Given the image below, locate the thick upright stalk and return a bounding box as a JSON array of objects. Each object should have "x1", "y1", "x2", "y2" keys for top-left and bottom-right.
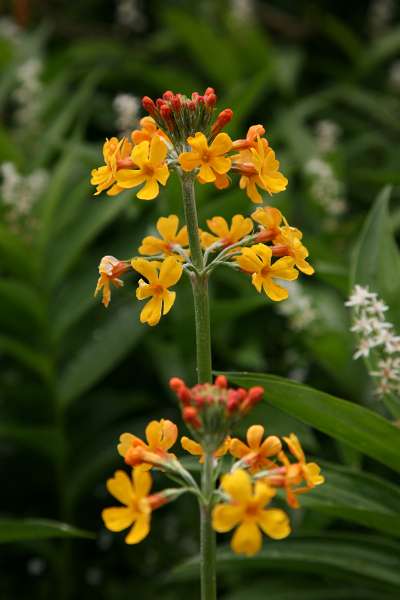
[
  {"x1": 200, "y1": 451, "x2": 217, "y2": 600},
  {"x1": 180, "y1": 173, "x2": 212, "y2": 384},
  {"x1": 180, "y1": 172, "x2": 216, "y2": 598}
]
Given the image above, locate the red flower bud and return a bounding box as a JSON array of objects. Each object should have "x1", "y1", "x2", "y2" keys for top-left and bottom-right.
[
  {"x1": 204, "y1": 92, "x2": 217, "y2": 108},
  {"x1": 215, "y1": 375, "x2": 228, "y2": 389},
  {"x1": 156, "y1": 98, "x2": 165, "y2": 109},
  {"x1": 211, "y1": 108, "x2": 233, "y2": 134},
  {"x1": 169, "y1": 377, "x2": 184, "y2": 391},
  {"x1": 247, "y1": 386, "x2": 264, "y2": 405},
  {"x1": 142, "y1": 96, "x2": 155, "y2": 115},
  {"x1": 183, "y1": 406, "x2": 201, "y2": 428},
  {"x1": 172, "y1": 94, "x2": 182, "y2": 111},
  {"x1": 204, "y1": 87, "x2": 216, "y2": 96},
  {"x1": 163, "y1": 90, "x2": 174, "y2": 101},
  {"x1": 187, "y1": 100, "x2": 196, "y2": 111}
]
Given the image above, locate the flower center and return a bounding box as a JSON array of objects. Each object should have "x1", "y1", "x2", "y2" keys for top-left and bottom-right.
[
  {"x1": 201, "y1": 150, "x2": 210, "y2": 162},
  {"x1": 245, "y1": 502, "x2": 260, "y2": 518},
  {"x1": 261, "y1": 266, "x2": 270, "y2": 277},
  {"x1": 142, "y1": 163, "x2": 155, "y2": 177},
  {"x1": 151, "y1": 284, "x2": 165, "y2": 296}
]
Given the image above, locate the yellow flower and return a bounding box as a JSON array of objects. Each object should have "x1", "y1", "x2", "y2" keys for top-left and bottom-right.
[
  {"x1": 179, "y1": 132, "x2": 232, "y2": 183},
  {"x1": 139, "y1": 215, "x2": 188, "y2": 258},
  {"x1": 118, "y1": 419, "x2": 178, "y2": 470},
  {"x1": 102, "y1": 469, "x2": 154, "y2": 544},
  {"x1": 251, "y1": 206, "x2": 283, "y2": 242},
  {"x1": 230, "y1": 425, "x2": 281, "y2": 473},
  {"x1": 274, "y1": 226, "x2": 314, "y2": 275},
  {"x1": 116, "y1": 136, "x2": 170, "y2": 200},
  {"x1": 276, "y1": 433, "x2": 325, "y2": 508},
  {"x1": 201, "y1": 215, "x2": 253, "y2": 249},
  {"x1": 212, "y1": 469, "x2": 290, "y2": 556},
  {"x1": 233, "y1": 138, "x2": 288, "y2": 204},
  {"x1": 131, "y1": 116, "x2": 170, "y2": 145},
  {"x1": 90, "y1": 137, "x2": 132, "y2": 196},
  {"x1": 131, "y1": 257, "x2": 183, "y2": 326},
  {"x1": 181, "y1": 436, "x2": 231, "y2": 463},
  {"x1": 94, "y1": 255, "x2": 129, "y2": 307},
  {"x1": 235, "y1": 243, "x2": 298, "y2": 301}
]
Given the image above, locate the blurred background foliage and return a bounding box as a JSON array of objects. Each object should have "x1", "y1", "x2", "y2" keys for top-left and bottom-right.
[{"x1": 0, "y1": 0, "x2": 400, "y2": 598}]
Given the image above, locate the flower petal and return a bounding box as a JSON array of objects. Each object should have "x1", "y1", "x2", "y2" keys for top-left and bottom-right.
[
  {"x1": 229, "y1": 438, "x2": 251, "y2": 459},
  {"x1": 181, "y1": 436, "x2": 203, "y2": 457},
  {"x1": 149, "y1": 135, "x2": 167, "y2": 164},
  {"x1": 157, "y1": 215, "x2": 179, "y2": 241},
  {"x1": 131, "y1": 258, "x2": 159, "y2": 283},
  {"x1": 212, "y1": 504, "x2": 244, "y2": 533},
  {"x1": 162, "y1": 290, "x2": 176, "y2": 315},
  {"x1": 221, "y1": 469, "x2": 252, "y2": 503},
  {"x1": 262, "y1": 277, "x2": 289, "y2": 301},
  {"x1": 125, "y1": 513, "x2": 151, "y2": 544},
  {"x1": 145, "y1": 421, "x2": 162, "y2": 448},
  {"x1": 179, "y1": 152, "x2": 201, "y2": 171},
  {"x1": 257, "y1": 509, "x2": 291, "y2": 539},
  {"x1": 137, "y1": 178, "x2": 159, "y2": 200},
  {"x1": 246, "y1": 425, "x2": 264, "y2": 450},
  {"x1": 207, "y1": 217, "x2": 229, "y2": 239},
  {"x1": 140, "y1": 296, "x2": 163, "y2": 326},
  {"x1": 210, "y1": 132, "x2": 233, "y2": 155},
  {"x1": 159, "y1": 256, "x2": 183, "y2": 287},
  {"x1": 102, "y1": 506, "x2": 135, "y2": 532},
  {"x1": 160, "y1": 419, "x2": 178, "y2": 449},
  {"x1": 231, "y1": 521, "x2": 262, "y2": 556},
  {"x1": 106, "y1": 470, "x2": 133, "y2": 505},
  {"x1": 133, "y1": 468, "x2": 152, "y2": 498},
  {"x1": 260, "y1": 435, "x2": 282, "y2": 457},
  {"x1": 115, "y1": 169, "x2": 145, "y2": 189}
]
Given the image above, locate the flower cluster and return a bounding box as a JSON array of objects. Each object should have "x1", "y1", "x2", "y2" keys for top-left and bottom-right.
[
  {"x1": 346, "y1": 285, "x2": 400, "y2": 398},
  {"x1": 94, "y1": 206, "x2": 314, "y2": 324},
  {"x1": 103, "y1": 391, "x2": 324, "y2": 556},
  {"x1": 91, "y1": 88, "x2": 287, "y2": 204},
  {"x1": 169, "y1": 375, "x2": 264, "y2": 446}
]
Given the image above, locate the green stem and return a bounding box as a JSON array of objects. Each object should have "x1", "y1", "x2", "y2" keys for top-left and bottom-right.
[
  {"x1": 180, "y1": 172, "x2": 216, "y2": 598},
  {"x1": 180, "y1": 173, "x2": 212, "y2": 384},
  {"x1": 200, "y1": 451, "x2": 217, "y2": 600}
]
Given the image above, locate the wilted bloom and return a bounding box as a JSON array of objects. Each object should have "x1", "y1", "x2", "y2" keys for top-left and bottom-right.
[
  {"x1": 181, "y1": 436, "x2": 231, "y2": 463},
  {"x1": 94, "y1": 256, "x2": 129, "y2": 307},
  {"x1": 179, "y1": 132, "x2": 232, "y2": 183},
  {"x1": 91, "y1": 137, "x2": 132, "y2": 196},
  {"x1": 233, "y1": 138, "x2": 288, "y2": 204},
  {"x1": 132, "y1": 257, "x2": 183, "y2": 326},
  {"x1": 201, "y1": 215, "x2": 253, "y2": 248},
  {"x1": 230, "y1": 425, "x2": 281, "y2": 473},
  {"x1": 102, "y1": 469, "x2": 165, "y2": 544},
  {"x1": 118, "y1": 419, "x2": 178, "y2": 470},
  {"x1": 236, "y1": 244, "x2": 298, "y2": 301},
  {"x1": 139, "y1": 215, "x2": 189, "y2": 257},
  {"x1": 116, "y1": 136, "x2": 169, "y2": 200},
  {"x1": 212, "y1": 469, "x2": 290, "y2": 556}
]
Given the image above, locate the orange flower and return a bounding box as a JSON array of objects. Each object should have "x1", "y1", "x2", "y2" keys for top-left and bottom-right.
[
  {"x1": 118, "y1": 419, "x2": 178, "y2": 470},
  {"x1": 116, "y1": 136, "x2": 170, "y2": 200},
  {"x1": 277, "y1": 434, "x2": 325, "y2": 508},
  {"x1": 90, "y1": 137, "x2": 132, "y2": 196},
  {"x1": 233, "y1": 138, "x2": 287, "y2": 204},
  {"x1": 235, "y1": 244, "x2": 298, "y2": 301},
  {"x1": 139, "y1": 215, "x2": 188, "y2": 258},
  {"x1": 274, "y1": 226, "x2": 314, "y2": 275},
  {"x1": 230, "y1": 425, "x2": 281, "y2": 473},
  {"x1": 131, "y1": 116, "x2": 170, "y2": 145},
  {"x1": 179, "y1": 132, "x2": 232, "y2": 183},
  {"x1": 181, "y1": 436, "x2": 231, "y2": 463},
  {"x1": 94, "y1": 255, "x2": 129, "y2": 307},
  {"x1": 232, "y1": 124, "x2": 266, "y2": 151},
  {"x1": 251, "y1": 207, "x2": 283, "y2": 242},
  {"x1": 201, "y1": 215, "x2": 253, "y2": 249}
]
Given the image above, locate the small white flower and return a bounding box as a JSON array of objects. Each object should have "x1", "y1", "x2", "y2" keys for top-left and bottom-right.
[
  {"x1": 345, "y1": 285, "x2": 376, "y2": 308},
  {"x1": 354, "y1": 338, "x2": 373, "y2": 359},
  {"x1": 113, "y1": 93, "x2": 140, "y2": 136}
]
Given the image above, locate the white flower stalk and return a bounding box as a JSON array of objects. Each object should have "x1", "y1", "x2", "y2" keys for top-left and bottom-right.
[
  {"x1": 13, "y1": 57, "x2": 43, "y2": 130},
  {"x1": 315, "y1": 120, "x2": 341, "y2": 154},
  {"x1": 1, "y1": 162, "x2": 48, "y2": 234},
  {"x1": 305, "y1": 157, "x2": 347, "y2": 220},
  {"x1": 277, "y1": 281, "x2": 317, "y2": 332},
  {"x1": 115, "y1": 0, "x2": 147, "y2": 31},
  {"x1": 230, "y1": 0, "x2": 256, "y2": 23},
  {"x1": 346, "y1": 285, "x2": 400, "y2": 398},
  {"x1": 113, "y1": 93, "x2": 140, "y2": 137},
  {"x1": 368, "y1": 0, "x2": 394, "y2": 37},
  {"x1": 389, "y1": 60, "x2": 400, "y2": 93},
  {"x1": 0, "y1": 17, "x2": 21, "y2": 44}
]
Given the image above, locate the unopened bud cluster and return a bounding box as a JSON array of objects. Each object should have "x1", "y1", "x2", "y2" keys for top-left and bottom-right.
[
  {"x1": 169, "y1": 375, "x2": 263, "y2": 449},
  {"x1": 142, "y1": 88, "x2": 232, "y2": 152}
]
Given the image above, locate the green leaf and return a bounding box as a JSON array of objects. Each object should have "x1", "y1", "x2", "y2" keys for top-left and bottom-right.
[
  {"x1": 221, "y1": 372, "x2": 400, "y2": 472},
  {"x1": 171, "y1": 535, "x2": 400, "y2": 590},
  {"x1": 0, "y1": 334, "x2": 52, "y2": 382},
  {"x1": 227, "y1": 581, "x2": 392, "y2": 600},
  {"x1": 351, "y1": 186, "x2": 400, "y2": 329},
  {"x1": 301, "y1": 462, "x2": 400, "y2": 536},
  {"x1": 0, "y1": 279, "x2": 46, "y2": 330},
  {"x1": 58, "y1": 303, "x2": 144, "y2": 408},
  {"x1": 0, "y1": 519, "x2": 95, "y2": 543}
]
